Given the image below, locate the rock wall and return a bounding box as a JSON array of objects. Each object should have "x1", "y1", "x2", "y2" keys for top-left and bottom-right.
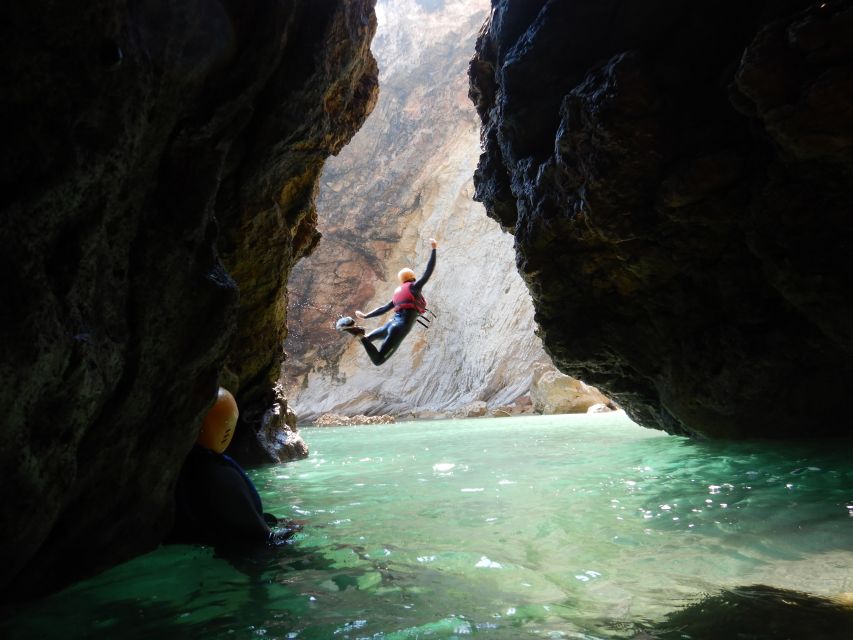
[
  {"x1": 470, "y1": 0, "x2": 853, "y2": 438},
  {"x1": 284, "y1": 0, "x2": 559, "y2": 421},
  {"x1": 529, "y1": 364, "x2": 615, "y2": 415},
  {"x1": 0, "y1": 0, "x2": 376, "y2": 601}
]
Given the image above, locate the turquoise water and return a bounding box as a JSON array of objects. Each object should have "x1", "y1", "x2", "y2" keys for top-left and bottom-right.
[{"x1": 4, "y1": 413, "x2": 853, "y2": 639}]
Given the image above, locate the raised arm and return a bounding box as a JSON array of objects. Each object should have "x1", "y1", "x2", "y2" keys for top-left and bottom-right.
[{"x1": 412, "y1": 239, "x2": 437, "y2": 293}]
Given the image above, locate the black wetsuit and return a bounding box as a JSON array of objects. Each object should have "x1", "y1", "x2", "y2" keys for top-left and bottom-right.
[
  {"x1": 360, "y1": 248, "x2": 436, "y2": 366},
  {"x1": 169, "y1": 445, "x2": 273, "y2": 548}
]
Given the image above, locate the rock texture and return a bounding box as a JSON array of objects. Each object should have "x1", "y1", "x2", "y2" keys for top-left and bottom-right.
[
  {"x1": 529, "y1": 365, "x2": 615, "y2": 415},
  {"x1": 284, "y1": 0, "x2": 561, "y2": 421},
  {"x1": 284, "y1": 0, "x2": 613, "y2": 423},
  {"x1": 0, "y1": 0, "x2": 376, "y2": 601},
  {"x1": 470, "y1": 0, "x2": 853, "y2": 438},
  {"x1": 314, "y1": 413, "x2": 395, "y2": 426}
]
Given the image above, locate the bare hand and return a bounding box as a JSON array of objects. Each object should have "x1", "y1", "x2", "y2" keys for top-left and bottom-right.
[
  {"x1": 355, "y1": 310, "x2": 366, "y2": 319},
  {"x1": 429, "y1": 238, "x2": 437, "y2": 249}
]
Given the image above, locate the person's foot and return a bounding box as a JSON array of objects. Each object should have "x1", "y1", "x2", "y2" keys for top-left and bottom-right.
[
  {"x1": 336, "y1": 316, "x2": 355, "y2": 329},
  {"x1": 336, "y1": 316, "x2": 365, "y2": 336}
]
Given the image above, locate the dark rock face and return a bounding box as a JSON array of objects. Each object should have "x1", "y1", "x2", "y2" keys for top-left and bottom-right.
[
  {"x1": 0, "y1": 0, "x2": 376, "y2": 602},
  {"x1": 470, "y1": 0, "x2": 853, "y2": 438}
]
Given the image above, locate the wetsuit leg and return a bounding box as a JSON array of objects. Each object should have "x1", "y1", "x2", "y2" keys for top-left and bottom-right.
[
  {"x1": 360, "y1": 312, "x2": 416, "y2": 366},
  {"x1": 365, "y1": 322, "x2": 391, "y2": 343}
]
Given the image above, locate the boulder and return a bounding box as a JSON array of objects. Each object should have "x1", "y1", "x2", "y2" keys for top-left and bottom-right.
[
  {"x1": 453, "y1": 401, "x2": 489, "y2": 418},
  {"x1": 530, "y1": 365, "x2": 613, "y2": 415},
  {"x1": 492, "y1": 395, "x2": 536, "y2": 417}
]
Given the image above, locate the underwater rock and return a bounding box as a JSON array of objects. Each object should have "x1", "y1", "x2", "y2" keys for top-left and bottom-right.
[
  {"x1": 0, "y1": 0, "x2": 377, "y2": 601},
  {"x1": 470, "y1": 0, "x2": 853, "y2": 438}
]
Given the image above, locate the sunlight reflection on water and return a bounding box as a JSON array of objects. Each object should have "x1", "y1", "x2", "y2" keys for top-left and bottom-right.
[{"x1": 4, "y1": 413, "x2": 852, "y2": 639}]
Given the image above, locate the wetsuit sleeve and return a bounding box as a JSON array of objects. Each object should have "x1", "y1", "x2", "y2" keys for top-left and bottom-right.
[
  {"x1": 364, "y1": 300, "x2": 394, "y2": 318},
  {"x1": 412, "y1": 248, "x2": 436, "y2": 293}
]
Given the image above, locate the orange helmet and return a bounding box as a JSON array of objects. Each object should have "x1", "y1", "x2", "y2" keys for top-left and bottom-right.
[
  {"x1": 397, "y1": 268, "x2": 416, "y2": 284},
  {"x1": 197, "y1": 387, "x2": 239, "y2": 454}
]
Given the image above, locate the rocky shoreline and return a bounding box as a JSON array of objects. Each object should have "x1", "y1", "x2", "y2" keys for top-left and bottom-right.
[{"x1": 306, "y1": 370, "x2": 617, "y2": 426}]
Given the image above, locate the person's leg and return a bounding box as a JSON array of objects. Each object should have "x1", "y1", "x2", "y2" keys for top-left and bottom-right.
[
  {"x1": 365, "y1": 323, "x2": 390, "y2": 342},
  {"x1": 360, "y1": 318, "x2": 412, "y2": 366}
]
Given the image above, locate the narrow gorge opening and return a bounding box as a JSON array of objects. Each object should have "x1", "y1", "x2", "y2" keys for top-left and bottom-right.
[{"x1": 282, "y1": 0, "x2": 610, "y2": 425}]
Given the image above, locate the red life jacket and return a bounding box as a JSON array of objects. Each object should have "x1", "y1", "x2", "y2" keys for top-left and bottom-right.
[{"x1": 392, "y1": 281, "x2": 427, "y2": 314}]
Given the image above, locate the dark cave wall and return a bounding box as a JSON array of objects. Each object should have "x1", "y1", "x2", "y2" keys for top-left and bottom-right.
[
  {"x1": 470, "y1": 0, "x2": 853, "y2": 438},
  {"x1": 0, "y1": 0, "x2": 376, "y2": 601}
]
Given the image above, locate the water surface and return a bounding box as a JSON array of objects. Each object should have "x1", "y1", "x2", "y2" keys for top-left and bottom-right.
[{"x1": 4, "y1": 413, "x2": 852, "y2": 638}]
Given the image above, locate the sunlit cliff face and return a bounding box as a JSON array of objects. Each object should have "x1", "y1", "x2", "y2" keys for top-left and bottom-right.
[
  {"x1": 283, "y1": 0, "x2": 556, "y2": 420},
  {"x1": 470, "y1": 0, "x2": 853, "y2": 438}
]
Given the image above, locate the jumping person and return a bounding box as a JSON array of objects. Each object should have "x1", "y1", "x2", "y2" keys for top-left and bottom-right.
[{"x1": 337, "y1": 238, "x2": 437, "y2": 366}]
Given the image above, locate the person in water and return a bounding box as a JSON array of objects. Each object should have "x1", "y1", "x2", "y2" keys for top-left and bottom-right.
[
  {"x1": 169, "y1": 387, "x2": 296, "y2": 548},
  {"x1": 337, "y1": 238, "x2": 437, "y2": 366}
]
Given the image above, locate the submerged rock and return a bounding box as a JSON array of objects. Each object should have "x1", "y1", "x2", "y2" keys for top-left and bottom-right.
[{"x1": 644, "y1": 584, "x2": 853, "y2": 639}]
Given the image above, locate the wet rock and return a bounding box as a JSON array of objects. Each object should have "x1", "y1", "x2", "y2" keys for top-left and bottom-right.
[
  {"x1": 0, "y1": 0, "x2": 377, "y2": 601},
  {"x1": 227, "y1": 384, "x2": 308, "y2": 464},
  {"x1": 469, "y1": 0, "x2": 853, "y2": 438}
]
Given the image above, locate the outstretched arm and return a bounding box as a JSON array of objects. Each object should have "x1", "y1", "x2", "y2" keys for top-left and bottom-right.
[
  {"x1": 412, "y1": 238, "x2": 437, "y2": 293},
  {"x1": 357, "y1": 300, "x2": 394, "y2": 319}
]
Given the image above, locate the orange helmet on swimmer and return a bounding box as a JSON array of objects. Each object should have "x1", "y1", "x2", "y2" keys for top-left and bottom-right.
[
  {"x1": 197, "y1": 387, "x2": 239, "y2": 454},
  {"x1": 397, "y1": 267, "x2": 416, "y2": 284}
]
